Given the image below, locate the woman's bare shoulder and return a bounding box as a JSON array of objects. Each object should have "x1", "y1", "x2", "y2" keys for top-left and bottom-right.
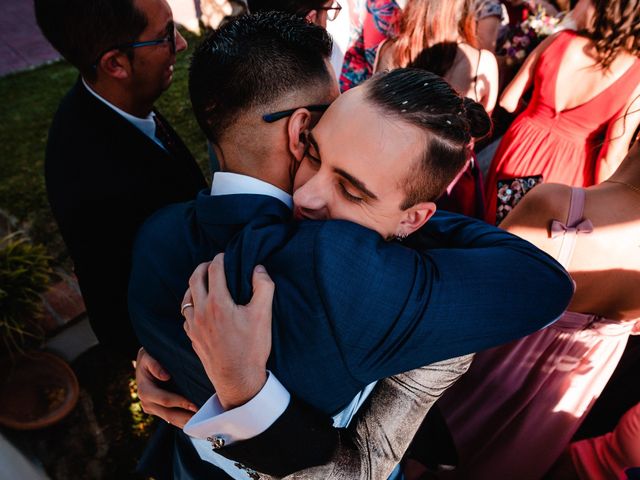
[{"x1": 375, "y1": 39, "x2": 396, "y2": 72}]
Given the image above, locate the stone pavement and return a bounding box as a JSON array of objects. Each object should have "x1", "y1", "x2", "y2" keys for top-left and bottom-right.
[
  {"x1": 0, "y1": 0, "x2": 59, "y2": 77},
  {"x1": 0, "y1": 0, "x2": 201, "y2": 77}
]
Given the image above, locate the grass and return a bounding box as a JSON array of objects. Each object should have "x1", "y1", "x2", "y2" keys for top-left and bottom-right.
[{"x1": 0, "y1": 30, "x2": 210, "y2": 264}]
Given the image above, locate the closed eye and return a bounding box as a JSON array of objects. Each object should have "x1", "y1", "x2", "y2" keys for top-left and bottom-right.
[{"x1": 338, "y1": 182, "x2": 364, "y2": 203}]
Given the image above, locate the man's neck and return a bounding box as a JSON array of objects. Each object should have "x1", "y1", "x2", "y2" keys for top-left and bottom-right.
[
  {"x1": 84, "y1": 78, "x2": 153, "y2": 118},
  {"x1": 213, "y1": 143, "x2": 294, "y2": 195}
]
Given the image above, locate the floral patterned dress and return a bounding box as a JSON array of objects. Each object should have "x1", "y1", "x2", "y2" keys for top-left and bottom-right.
[{"x1": 339, "y1": 0, "x2": 400, "y2": 91}]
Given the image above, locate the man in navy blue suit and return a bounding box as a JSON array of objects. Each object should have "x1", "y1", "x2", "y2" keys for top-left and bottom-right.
[{"x1": 129, "y1": 13, "x2": 574, "y2": 479}]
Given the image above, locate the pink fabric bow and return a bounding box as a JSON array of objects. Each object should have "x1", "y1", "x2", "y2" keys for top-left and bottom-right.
[{"x1": 550, "y1": 219, "x2": 594, "y2": 238}]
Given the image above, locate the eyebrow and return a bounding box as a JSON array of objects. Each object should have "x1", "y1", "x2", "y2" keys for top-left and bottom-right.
[{"x1": 334, "y1": 168, "x2": 378, "y2": 200}]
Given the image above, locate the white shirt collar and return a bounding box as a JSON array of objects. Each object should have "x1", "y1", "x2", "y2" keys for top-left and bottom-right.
[
  {"x1": 211, "y1": 172, "x2": 293, "y2": 210},
  {"x1": 81, "y1": 78, "x2": 158, "y2": 143}
]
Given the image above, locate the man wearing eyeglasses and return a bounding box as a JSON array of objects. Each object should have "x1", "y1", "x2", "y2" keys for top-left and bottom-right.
[
  {"x1": 35, "y1": 0, "x2": 207, "y2": 359},
  {"x1": 247, "y1": 0, "x2": 342, "y2": 27}
]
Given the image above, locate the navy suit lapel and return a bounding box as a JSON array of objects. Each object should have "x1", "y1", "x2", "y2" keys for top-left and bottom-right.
[
  {"x1": 74, "y1": 78, "x2": 206, "y2": 200},
  {"x1": 76, "y1": 78, "x2": 173, "y2": 161}
]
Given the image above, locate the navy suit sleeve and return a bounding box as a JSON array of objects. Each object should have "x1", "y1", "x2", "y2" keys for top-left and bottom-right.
[{"x1": 313, "y1": 210, "x2": 574, "y2": 384}]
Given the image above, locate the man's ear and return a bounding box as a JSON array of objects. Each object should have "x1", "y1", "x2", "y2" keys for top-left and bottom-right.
[
  {"x1": 287, "y1": 108, "x2": 313, "y2": 163},
  {"x1": 305, "y1": 10, "x2": 318, "y2": 24},
  {"x1": 397, "y1": 202, "x2": 436, "y2": 237},
  {"x1": 98, "y1": 50, "x2": 132, "y2": 80}
]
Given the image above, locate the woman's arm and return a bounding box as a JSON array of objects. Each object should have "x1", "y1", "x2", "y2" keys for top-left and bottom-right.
[
  {"x1": 595, "y1": 84, "x2": 640, "y2": 184},
  {"x1": 373, "y1": 39, "x2": 395, "y2": 74},
  {"x1": 498, "y1": 182, "x2": 572, "y2": 262},
  {"x1": 499, "y1": 32, "x2": 561, "y2": 113},
  {"x1": 479, "y1": 49, "x2": 499, "y2": 115},
  {"x1": 476, "y1": 15, "x2": 501, "y2": 53}
]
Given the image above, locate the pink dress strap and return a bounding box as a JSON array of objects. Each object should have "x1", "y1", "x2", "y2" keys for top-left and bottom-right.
[{"x1": 550, "y1": 187, "x2": 594, "y2": 268}]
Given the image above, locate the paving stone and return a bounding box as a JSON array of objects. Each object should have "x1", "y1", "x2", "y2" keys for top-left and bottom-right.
[
  {"x1": 38, "y1": 307, "x2": 60, "y2": 335},
  {"x1": 41, "y1": 278, "x2": 86, "y2": 330},
  {"x1": 0, "y1": 42, "x2": 28, "y2": 77},
  {"x1": 0, "y1": 434, "x2": 50, "y2": 480},
  {"x1": 45, "y1": 316, "x2": 98, "y2": 363}
]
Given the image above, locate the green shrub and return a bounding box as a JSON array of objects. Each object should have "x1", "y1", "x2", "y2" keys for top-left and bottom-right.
[{"x1": 0, "y1": 232, "x2": 53, "y2": 355}]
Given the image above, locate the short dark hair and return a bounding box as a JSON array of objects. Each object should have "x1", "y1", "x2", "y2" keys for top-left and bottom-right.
[
  {"x1": 189, "y1": 12, "x2": 333, "y2": 143},
  {"x1": 365, "y1": 68, "x2": 492, "y2": 209},
  {"x1": 247, "y1": 0, "x2": 327, "y2": 17},
  {"x1": 34, "y1": 0, "x2": 147, "y2": 80}
]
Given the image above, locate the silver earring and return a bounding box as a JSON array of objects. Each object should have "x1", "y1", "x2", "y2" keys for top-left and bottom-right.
[{"x1": 395, "y1": 232, "x2": 408, "y2": 241}]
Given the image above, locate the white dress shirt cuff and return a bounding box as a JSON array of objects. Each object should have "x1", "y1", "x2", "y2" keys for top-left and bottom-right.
[{"x1": 184, "y1": 371, "x2": 291, "y2": 446}]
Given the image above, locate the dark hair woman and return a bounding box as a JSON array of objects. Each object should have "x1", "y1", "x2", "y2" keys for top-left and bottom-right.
[{"x1": 484, "y1": 0, "x2": 640, "y2": 225}]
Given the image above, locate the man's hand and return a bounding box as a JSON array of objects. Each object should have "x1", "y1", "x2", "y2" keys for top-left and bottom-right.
[
  {"x1": 135, "y1": 347, "x2": 198, "y2": 428},
  {"x1": 182, "y1": 253, "x2": 274, "y2": 410}
]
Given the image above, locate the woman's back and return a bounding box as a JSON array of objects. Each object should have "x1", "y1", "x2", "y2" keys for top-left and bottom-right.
[
  {"x1": 376, "y1": 40, "x2": 498, "y2": 113},
  {"x1": 373, "y1": 0, "x2": 499, "y2": 113},
  {"x1": 502, "y1": 146, "x2": 640, "y2": 320},
  {"x1": 520, "y1": 31, "x2": 640, "y2": 131},
  {"x1": 485, "y1": 29, "x2": 640, "y2": 224},
  {"x1": 553, "y1": 35, "x2": 638, "y2": 113}
]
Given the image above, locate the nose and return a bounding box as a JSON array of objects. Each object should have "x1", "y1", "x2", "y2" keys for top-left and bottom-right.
[
  {"x1": 293, "y1": 176, "x2": 330, "y2": 220},
  {"x1": 175, "y1": 29, "x2": 188, "y2": 53}
]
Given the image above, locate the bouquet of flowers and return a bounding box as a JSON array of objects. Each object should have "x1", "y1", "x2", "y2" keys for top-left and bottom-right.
[{"x1": 498, "y1": 6, "x2": 560, "y2": 67}]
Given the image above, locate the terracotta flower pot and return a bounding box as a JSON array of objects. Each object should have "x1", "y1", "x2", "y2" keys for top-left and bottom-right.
[{"x1": 0, "y1": 351, "x2": 79, "y2": 430}]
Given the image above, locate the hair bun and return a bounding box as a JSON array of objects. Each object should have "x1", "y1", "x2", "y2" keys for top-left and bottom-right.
[{"x1": 462, "y1": 97, "x2": 492, "y2": 139}]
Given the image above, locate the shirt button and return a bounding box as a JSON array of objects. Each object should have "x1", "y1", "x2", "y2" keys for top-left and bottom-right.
[{"x1": 206, "y1": 435, "x2": 226, "y2": 450}]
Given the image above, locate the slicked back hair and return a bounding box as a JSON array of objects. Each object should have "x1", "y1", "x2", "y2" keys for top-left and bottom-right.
[
  {"x1": 34, "y1": 0, "x2": 147, "y2": 80},
  {"x1": 365, "y1": 69, "x2": 492, "y2": 209},
  {"x1": 189, "y1": 12, "x2": 333, "y2": 143}
]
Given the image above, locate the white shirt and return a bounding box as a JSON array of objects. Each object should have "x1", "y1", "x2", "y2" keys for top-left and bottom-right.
[
  {"x1": 81, "y1": 78, "x2": 166, "y2": 150},
  {"x1": 184, "y1": 171, "x2": 376, "y2": 478}
]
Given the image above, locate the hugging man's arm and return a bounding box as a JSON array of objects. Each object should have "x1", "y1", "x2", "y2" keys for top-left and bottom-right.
[
  {"x1": 141, "y1": 255, "x2": 473, "y2": 478},
  {"x1": 220, "y1": 209, "x2": 573, "y2": 409}
]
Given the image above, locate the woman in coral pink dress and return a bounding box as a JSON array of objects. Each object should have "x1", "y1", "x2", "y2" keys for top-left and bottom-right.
[
  {"x1": 547, "y1": 402, "x2": 640, "y2": 480},
  {"x1": 484, "y1": 0, "x2": 640, "y2": 225},
  {"x1": 431, "y1": 139, "x2": 640, "y2": 480}
]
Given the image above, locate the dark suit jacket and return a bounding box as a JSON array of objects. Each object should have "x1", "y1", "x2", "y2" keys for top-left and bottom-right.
[
  {"x1": 45, "y1": 78, "x2": 207, "y2": 357},
  {"x1": 129, "y1": 190, "x2": 574, "y2": 475}
]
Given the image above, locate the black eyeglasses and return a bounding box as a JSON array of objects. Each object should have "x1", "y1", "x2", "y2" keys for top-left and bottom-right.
[
  {"x1": 318, "y1": 1, "x2": 342, "y2": 21},
  {"x1": 262, "y1": 104, "x2": 330, "y2": 123},
  {"x1": 92, "y1": 23, "x2": 176, "y2": 69}
]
